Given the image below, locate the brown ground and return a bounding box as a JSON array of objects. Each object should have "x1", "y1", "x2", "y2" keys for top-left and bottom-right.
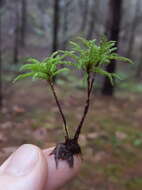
[{"x1": 0, "y1": 80, "x2": 142, "y2": 190}]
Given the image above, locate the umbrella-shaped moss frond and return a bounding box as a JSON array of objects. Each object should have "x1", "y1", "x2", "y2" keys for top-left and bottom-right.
[
  {"x1": 62, "y1": 37, "x2": 133, "y2": 84},
  {"x1": 13, "y1": 52, "x2": 70, "y2": 83}
]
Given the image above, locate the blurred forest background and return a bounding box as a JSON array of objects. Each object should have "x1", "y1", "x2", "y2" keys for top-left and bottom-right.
[{"x1": 0, "y1": 0, "x2": 142, "y2": 189}]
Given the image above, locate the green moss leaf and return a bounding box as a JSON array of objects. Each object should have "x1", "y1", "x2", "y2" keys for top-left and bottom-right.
[{"x1": 13, "y1": 72, "x2": 35, "y2": 83}]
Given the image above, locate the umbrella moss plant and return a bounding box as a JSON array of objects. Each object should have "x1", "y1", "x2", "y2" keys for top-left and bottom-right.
[{"x1": 14, "y1": 37, "x2": 133, "y2": 168}]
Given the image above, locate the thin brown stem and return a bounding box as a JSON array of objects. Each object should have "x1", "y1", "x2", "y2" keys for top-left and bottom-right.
[
  {"x1": 87, "y1": 71, "x2": 90, "y2": 97},
  {"x1": 74, "y1": 73, "x2": 94, "y2": 141},
  {"x1": 48, "y1": 80, "x2": 69, "y2": 139},
  {"x1": 89, "y1": 77, "x2": 95, "y2": 94}
]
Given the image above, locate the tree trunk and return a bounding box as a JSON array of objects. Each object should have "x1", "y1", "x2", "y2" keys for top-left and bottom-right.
[
  {"x1": 102, "y1": 0, "x2": 123, "y2": 96},
  {"x1": 20, "y1": 0, "x2": 27, "y2": 47},
  {"x1": 13, "y1": 5, "x2": 20, "y2": 64},
  {"x1": 0, "y1": 0, "x2": 3, "y2": 108},
  {"x1": 80, "y1": 0, "x2": 89, "y2": 32},
  {"x1": 136, "y1": 44, "x2": 142, "y2": 78},
  {"x1": 62, "y1": 0, "x2": 70, "y2": 50},
  {"x1": 127, "y1": 0, "x2": 141, "y2": 59},
  {"x1": 87, "y1": 0, "x2": 96, "y2": 40},
  {"x1": 52, "y1": 0, "x2": 60, "y2": 52}
]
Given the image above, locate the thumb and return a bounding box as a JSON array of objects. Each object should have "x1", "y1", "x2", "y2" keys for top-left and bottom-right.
[{"x1": 0, "y1": 144, "x2": 48, "y2": 190}]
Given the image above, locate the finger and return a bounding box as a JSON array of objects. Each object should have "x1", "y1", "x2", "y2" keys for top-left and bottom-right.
[
  {"x1": 43, "y1": 148, "x2": 82, "y2": 190},
  {"x1": 0, "y1": 144, "x2": 48, "y2": 190}
]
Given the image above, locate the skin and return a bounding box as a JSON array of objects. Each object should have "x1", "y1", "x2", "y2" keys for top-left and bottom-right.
[{"x1": 0, "y1": 144, "x2": 81, "y2": 190}]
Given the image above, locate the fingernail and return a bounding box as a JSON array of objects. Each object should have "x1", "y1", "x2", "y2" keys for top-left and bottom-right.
[{"x1": 5, "y1": 144, "x2": 39, "y2": 176}]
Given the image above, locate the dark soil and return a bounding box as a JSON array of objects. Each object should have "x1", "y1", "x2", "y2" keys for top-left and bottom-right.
[{"x1": 50, "y1": 138, "x2": 81, "y2": 168}]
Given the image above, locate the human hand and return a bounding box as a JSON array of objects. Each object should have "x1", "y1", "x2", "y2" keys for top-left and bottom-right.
[{"x1": 0, "y1": 144, "x2": 81, "y2": 190}]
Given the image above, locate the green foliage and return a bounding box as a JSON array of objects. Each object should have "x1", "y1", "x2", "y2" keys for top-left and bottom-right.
[
  {"x1": 133, "y1": 139, "x2": 142, "y2": 147},
  {"x1": 118, "y1": 81, "x2": 142, "y2": 93},
  {"x1": 62, "y1": 37, "x2": 133, "y2": 84},
  {"x1": 14, "y1": 37, "x2": 133, "y2": 85},
  {"x1": 13, "y1": 53, "x2": 70, "y2": 82}
]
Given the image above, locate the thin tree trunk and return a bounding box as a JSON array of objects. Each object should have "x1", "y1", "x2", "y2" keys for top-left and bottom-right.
[
  {"x1": 136, "y1": 45, "x2": 142, "y2": 78},
  {"x1": 52, "y1": 0, "x2": 60, "y2": 52},
  {"x1": 87, "y1": 0, "x2": 96, "y2": 40},
  {"x1": 127, "y1": 0, "x2": 141, "y2": 59},
  {"x1": 13, "y1": 5, "x2": 20, "y2": 64},
  {"x1": 62, "y1": 0, "x2": 70, "y2": 50},
  {"x1": 80, "y1": 0, "x2": 89, "y2": 32},
  {"x1": 102, "y1": 0, "x2": 123, "y2": 96},
  {"x1": 20, "y1": 0, "x2": 27, "y2": 47},
  {"x1": 0, "y1": 1, "x2": 2, "y2": 108}
]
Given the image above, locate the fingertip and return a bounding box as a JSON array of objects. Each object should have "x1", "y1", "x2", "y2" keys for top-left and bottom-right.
[
  {"x1": 43, "y1": 148, "x2": 82, "y2": 190},
  {"x1": 0, "y1": 144, "x2": 48, "y2": 190}
]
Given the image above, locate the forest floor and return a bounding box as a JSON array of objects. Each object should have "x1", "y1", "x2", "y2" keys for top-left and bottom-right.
[{"x1": 0, "y1": 80, "x2": 142, "y2": 190}]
